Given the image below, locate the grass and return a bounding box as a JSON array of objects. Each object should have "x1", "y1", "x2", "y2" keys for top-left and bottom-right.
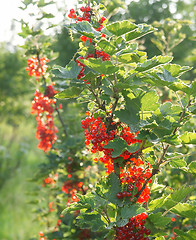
[{"x1": 0, "y1": 120, "x2": 47, "y2": 240}]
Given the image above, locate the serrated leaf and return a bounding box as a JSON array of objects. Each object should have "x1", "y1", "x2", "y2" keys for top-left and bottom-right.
[
  {"x1": 141, "y1": 91, "x2": 159, "y2": 111},
  {"x1": 151, "y1": 182, "x2": 165, "y2": 193},
  {"x1": 120, "y1": 204, "x2": 145, "y2": 220},
  {"x1": 67, "y1": 21, "x2": 101, "y2": 39},
  {"x1": 103, "y1": 138, "x2": 128, "y2": 158},
  {"x1": 190, "y1": 81, "x2": 196, "y2": 97},
  {"x1": 136, "y1": 56, "x2": 173, "y2": 72},
  {"x1": 148, "y1": 197, "x2": 165, "y2": 212},
  {"x1": 118, "y1": 53, "x2": 140, "y2": 63},
  {"x1": 174, "y1": 229, "x2": 195, "y2": 240},
  {"x1": 116, "y1": 218, "x2": 129, "y2": 227},
  {"x1": 163, "y1": 64, "x2": 192, "y2": 77},
  {"x1": 106, "y1": 20, "x2": 137, "y2": 36},
  {"x1": 97, "y1": 39, "x2": 117, "y2": 55},
  {"x1": 170, "y1": 186, "x2": 194, "y2": 202},
  {"x1": 80, "y1": 58, "x2": 119, "y2": 75},
  {"x1": 105, "y1": 173, "x2": 122, "y2": 206},
  {"x1": 127, "y1": 142, "x2": 141, "y2": 153},
  {"x1": 180, "y1": 132, "x2": 196, "y2": 144},
  {"x1": 52, "y1": 61, "x2": 82, "y2": 79},
  {"x1": 188, "y1": 161, "x2": 196, "y2": 174},
  {"x1": 76, "y1": 213, "x2": 105, "y2": 232},
  {"x1": 55, "y1": 86, "x2": 83, "y2": 99},
  {"x1": 171, "y1": 203, "x2": 196, "y2": 219},
  {"x1": 148, "y1": 213, "x2": 171, "y2": 227},
  {"x1": 170, "y1": 159, "x2": 187, "y2": 168},
  {"x1": 125, "y1": 24, "x2": 155, "y2": 41},
  {"x1": 115, "y1": 95, "x2": 141, "y2": 133}
]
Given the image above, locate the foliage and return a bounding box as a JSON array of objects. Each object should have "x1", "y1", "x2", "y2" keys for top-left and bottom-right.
[{"x1": 1, "y1": 0, "x2": 195, "y2": 240}]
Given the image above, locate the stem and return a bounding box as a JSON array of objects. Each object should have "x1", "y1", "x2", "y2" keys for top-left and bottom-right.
[
  {"x1": 135, "y1": 99, "x2": 192, "y2": 201},
  {"x1": 135, "y1": 168, "x2": 159, "y2": 200},
  {"x1": 36, "y1": 48, "x2": 68, "y2": 137},
  {"x1": 103, "y1": 208, "x2": 111, "y2": 223},
  {"x1": 89, "y1": 86, "x2": 103, "y2": 110},
  {"x1": 55, "y1": 102, "x2": 68, "y2": 137}
]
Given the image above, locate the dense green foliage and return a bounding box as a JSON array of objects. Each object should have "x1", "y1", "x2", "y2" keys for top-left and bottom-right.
[{"x1": 0, "y1": 0, "x2": 195, "y2": 239}]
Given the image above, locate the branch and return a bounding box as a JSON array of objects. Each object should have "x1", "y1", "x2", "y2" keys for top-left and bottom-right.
[{"x1": 55, "y1": 102, "x2": 68, "y2": 137}]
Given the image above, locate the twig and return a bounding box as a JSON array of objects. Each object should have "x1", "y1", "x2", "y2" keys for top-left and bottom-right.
[{"x1": 55, "y1": 102, "x2": 68, "y2": 137}]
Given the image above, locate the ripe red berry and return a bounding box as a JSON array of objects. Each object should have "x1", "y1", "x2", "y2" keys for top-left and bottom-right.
[
  {"x1": 70, "y1": 9, "x2": 75, "y2": 13},
  {"x1": 86, "y1": 6, "x2": 90, "y2": 11},
  {"x1": 122, "y1": 191, "x2": 127, "y2": 197},
  {"x1": 128, "y1": 184, "x2": 134, "y2": 191},
  {"x1": 145, "y1": 229, "x2": 151, "y2": 235},
  {"x1": 80, "y1": 6, "x2": 85, "y2": 12},
  {"x1": 116, "y1": 192, "x2": 123, "y2": 199},
  {"x1": 127, "y1": 192, "x2": 132, "y2": 197}
]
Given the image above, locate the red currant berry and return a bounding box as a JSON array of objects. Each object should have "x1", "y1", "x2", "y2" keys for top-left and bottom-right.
[{"x1": 116, "y1": 192, "x2": 123, "y2": 199}]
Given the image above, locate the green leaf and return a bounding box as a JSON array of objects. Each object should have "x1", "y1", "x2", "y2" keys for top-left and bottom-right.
[
  {"x1": 148, "y1": 213, "x2": 171, "y2": 228},
  {"x1": 169, "y1": 186, "x2": 194, "y2": 202},
  {"x1": 188, "y1": 161, "x2": 196, "y2": 174},
  {"x1": 170, "y1": 159, "x2": 187, "y2": 168},
  {"x1": 127, "y1": 142, "x2": 140, "y2": 153},
  {"x1": 155, "y1": 237, "x2": 166, "y2": 240},
  {"x1": 125, "y1": 24, "x2": 155, "y2": 41},
  {"x1": 163, "y1": 64, "x2": 192, "y2": 77},
  {"x1": 180, "y1": 132, "x2": 196, "y2": 144},
  {"x1": 105, "y1": 173, "x2": 122, "y2": 206},
  {"x1": 103, "y1": 138, "x2": 128, "y2": 158},
  {"x1": 106, "y1": 20, "x2": 137, "y2": 36},
  {"x1": 37, "y1": 12, "x2": 54, "y2": 20},
  {"x1": 67, "y1": 21, "x2": 101, "y2": 39},
  {"x1": 76, "y1": 213, "x2": 105, "y2": 232},
  {"x1": 52, "y1": 61, "x2": 82, "y2": 79},
  {"x1": 159, "y1": 102, "x2": 181, "y2": 117},
  {"x1": 141, "y1": 91, "x2": 159, "y2": 111},
  {"x1": 174, "y1": 229, "x2": 195, "y2": 240},
  {"x1": 97, "y1": 39, "x2": 117, "y2": 55},
  {"x1": 55, "y1": 86, "x2": 83, "y2": 99},
  {"x1": 136, "y1": 56, "x2": 173, "y2": 72},
  {"x1": 190, "y1": 81, "x2": 196, "y2": 97},
  {"x1": 171, "y1": 203, "x2": 196, "y2": 219},
  {"x1": 80, "y1": 58, "x2": 119, "y2": 75},
  {"x1": 148, "y1": 197, "x2": 165, "y2": 212},
  {"x1": 115, "y1": 95, "x2": 141, "y2": 132},
  {"x1": 37, "y1": 0, "x2": 54, "y2": 7},
  {"x1": 120, "y1": 204, "x2": 145, "y2": 220},
  {"x1": 118, "y1": 53, "x2": 141, "y2": 63}
]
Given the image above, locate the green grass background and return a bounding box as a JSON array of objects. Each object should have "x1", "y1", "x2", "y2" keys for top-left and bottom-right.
[{"x1": 0, "y1": 121, "x2": 46, "y2": 240}]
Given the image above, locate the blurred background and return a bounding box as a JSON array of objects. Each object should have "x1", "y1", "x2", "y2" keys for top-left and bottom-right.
[{"x1": 0, "y1": 0, "x2": 195, "y2": 239}]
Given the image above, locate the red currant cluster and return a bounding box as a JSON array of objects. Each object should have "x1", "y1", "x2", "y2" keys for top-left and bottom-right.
[
  {"x1": 45, "y1": 84, "x2": 58, "y2": 98},
  {"x1": 81, "y1": 115, "x2": 117, "y2": 172},
  {"x1": 26, "y1": 56, "x2": 49, "y2": 79},
  {"x1": 68, "y1": 6, "x2": 106, "y2": 32},
  {"x1": 118, "y1": 164, "x2": 152, "y2": 204},
  {"x1": 68, "y1": 8, "x2": 77, "y2": 19},
  {"x1": 31, "y1": 90, "x2": 58, "y2": 152},
  {"x1": 95, "y1": 50, "x2": 110, "y2": 61},
  {"x1": 68, "y1": 6, "x2": 91, "y2": 22},
  {"x1": 62, "y1": 180, "x2": 83, "y2": 205},
  {"x1": 96, "y1": 17, "x2": 106, "y2": 31},
  {"x1": 114, "y1": 213, "x2": 151, "y2": 240}
]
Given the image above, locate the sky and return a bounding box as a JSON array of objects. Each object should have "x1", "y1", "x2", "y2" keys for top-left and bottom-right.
[{"x1": 0, "y1": 0, "x2": 76, "y2": 46}]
